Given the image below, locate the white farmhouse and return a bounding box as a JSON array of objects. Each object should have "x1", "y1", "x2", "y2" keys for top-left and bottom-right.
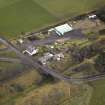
[{"x1": 23, "y1": 46, "x2": 38, "y2": 56}]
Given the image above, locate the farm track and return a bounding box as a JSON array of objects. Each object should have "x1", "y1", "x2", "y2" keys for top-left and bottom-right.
[{"x1": 23, "y1": 30, "x2": 85, "y2": 47}]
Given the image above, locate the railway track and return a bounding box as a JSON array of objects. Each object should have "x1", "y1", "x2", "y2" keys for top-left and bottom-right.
[{"x1": 0, "y1": 36, "x2": 105, "y2": 84}]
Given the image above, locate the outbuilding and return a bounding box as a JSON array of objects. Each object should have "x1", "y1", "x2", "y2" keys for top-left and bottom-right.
[
  {"x1": 38, "y1": 53, "x2": 54, "y2": 65},
  {"x1": 48, "y1": 23, "x2": 73, "y2": 36},
  {"x1": 88, "y1": 14, "x2": 97, "y2": 19}
]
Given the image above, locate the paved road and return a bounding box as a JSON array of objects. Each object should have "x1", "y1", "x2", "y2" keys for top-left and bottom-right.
[{"x1": 0, "y1": 36, "x2": 105, "y2": 84}]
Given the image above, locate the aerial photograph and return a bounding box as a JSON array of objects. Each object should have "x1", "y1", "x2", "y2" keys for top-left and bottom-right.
[{"x1": 0, "y1": 0, "x2": 105, "y2": 105}]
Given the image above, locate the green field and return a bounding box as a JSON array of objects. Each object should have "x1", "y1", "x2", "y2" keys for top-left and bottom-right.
[
  {"x1": 90, "y1": 79, "x2": 105, "y2": 105},
  {"x1": 34, "y1": 0, "x2": 105, "y2": 17},
  {"x1": 0, "y1": 0, "x2": 105, "y2": 39}
]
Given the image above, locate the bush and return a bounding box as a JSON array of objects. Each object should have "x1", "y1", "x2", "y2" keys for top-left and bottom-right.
[
  {"x1": 95, "y1": 51, "x2": 105, "y2": 72},
  {"x1": 97, "y1": 8, "x2": 105, "y2": 22},
  {"x1": 10, "y1": 84, "x2": 24, "y2": 93},
  {"x1": 99, "y1": 29, "x2": 105, "y2": 35}
]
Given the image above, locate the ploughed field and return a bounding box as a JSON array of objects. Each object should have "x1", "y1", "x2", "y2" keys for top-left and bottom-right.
[{"x1": 0, "y1": 0, "x2": 105, "y2": 38}]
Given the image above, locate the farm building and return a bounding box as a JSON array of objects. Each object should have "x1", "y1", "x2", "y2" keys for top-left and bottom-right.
[{"x1": 48, "y1": 23, "x2": 73, "y2": 36}]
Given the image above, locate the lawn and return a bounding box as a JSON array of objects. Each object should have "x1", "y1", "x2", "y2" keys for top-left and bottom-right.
[
  {"x1": 0, "y1": 0, "x2": 20, "y2": 8},
  {"x1": 0, "y1": 0, "x2": 105, "y2": 39}
]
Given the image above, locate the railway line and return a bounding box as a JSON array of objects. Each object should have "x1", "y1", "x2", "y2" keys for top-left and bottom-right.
[{"x1": 0, "y1": 36, "x2": 105, "y2": 84}]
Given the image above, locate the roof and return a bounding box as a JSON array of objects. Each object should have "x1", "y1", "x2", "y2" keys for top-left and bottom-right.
[
  {"x1": 39, "y1": 53, "x2": 54, "y2": 65},
  {"x1": 27, "y1": 46, "x2": 35, "y2": 53},
  {"x1": 18, "y1": 39, "x2": 24, "y2": 44},
  {"x1": 23, "y1": 46, "x2": 38, "y2": 56},
  {"x1": 54, "y1": 24, "x2": 73, "y2": 35},
  {"x1": 88, "y1": 14, "x2": 97, "y2": 19}
]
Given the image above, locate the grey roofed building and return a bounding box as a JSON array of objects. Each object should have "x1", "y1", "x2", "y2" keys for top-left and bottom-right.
[
  {"x1": 48, "y1": 23, "x2": 73, "y2": 36},
  {"x1": 53, "y1": 53, "x2": 64, "y2": 61},
  {"x1": 38, "y1": 53, "x2": 54, "y2": 65},
  {"x1": 38, "y1": 52, "x2": 65, "y2": 65}
]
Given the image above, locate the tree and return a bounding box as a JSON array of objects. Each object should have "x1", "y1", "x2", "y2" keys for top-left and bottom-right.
[
  {"x1": 95, "y1": 51, "x2": 105, "y2": 72},
  {"x1": 97, "y1": 8, "x2": 105, "y2": 22}
]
